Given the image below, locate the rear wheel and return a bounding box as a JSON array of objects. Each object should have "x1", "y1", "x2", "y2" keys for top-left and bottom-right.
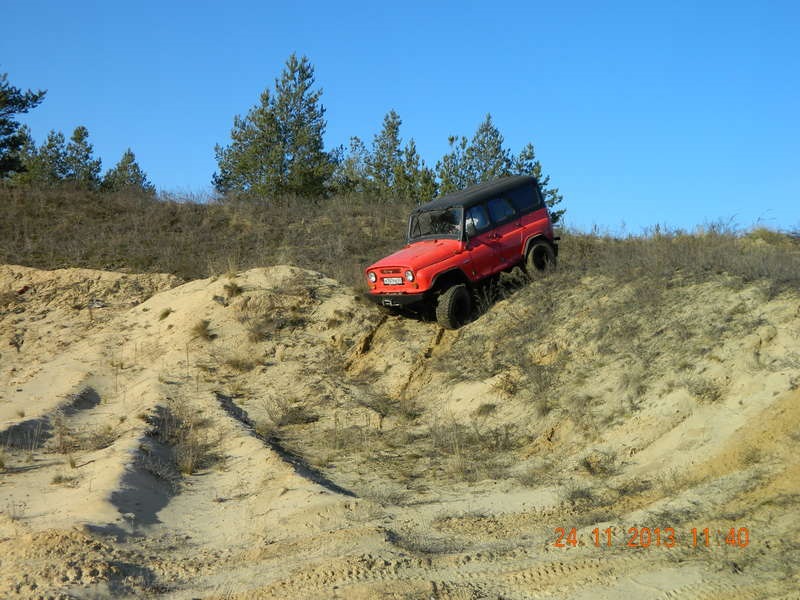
[
  {"x1": 435, "y1": 284, "x2": 471, "y2": 329},
  {"x1": 525, "y1": 241, "x2": 556, "y2": 276}
]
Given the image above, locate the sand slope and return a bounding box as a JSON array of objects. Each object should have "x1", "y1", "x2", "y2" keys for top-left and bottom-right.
[{"x1": 1, "y1": 264, "x2": 798, "y2": 599}]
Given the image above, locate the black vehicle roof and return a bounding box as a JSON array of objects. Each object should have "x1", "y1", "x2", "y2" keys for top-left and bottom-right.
[{"x1": 411, "y1": 175, "x2": 537, "y2": 214}]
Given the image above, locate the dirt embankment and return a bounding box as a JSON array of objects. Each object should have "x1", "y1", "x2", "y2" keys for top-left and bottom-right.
[{"x1": 1, "y1": 264, "x2": 798, "y2": 599}]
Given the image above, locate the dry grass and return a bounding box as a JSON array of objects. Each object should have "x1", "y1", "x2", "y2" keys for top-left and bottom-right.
[
  {"x1": 50, "y1": 473, "x2": 78, "y2": 486},
  {"x1": 686, "y1": 377, "x2": 724, "y2": 403},
  {"x1": 581, "y1": 449, "x2": 618, "y2": 476},
  {"x1": 192, "y1": 319, "x2": 214, "y2": 341},
  {"x1": 262, "y1": 397, "x2": 319, "y2": 428},
  {"x1": 223, "y1": 353, "x2": 257, "y2": 372},
  {"x1": 2, "y1": 186, "x2": 799, "y2": 294},
  {"x1": 0, "y1": 185, "x2": 411, "y2": 287},
  {"x1": 146, "y1": 402, "x2": 220, "y2": 476},
  {"x1": 223, "y1": 281, "x2": 243, "y2": 298}
]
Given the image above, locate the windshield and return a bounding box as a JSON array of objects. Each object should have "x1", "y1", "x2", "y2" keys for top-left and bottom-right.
[{"x1": 407, "y1": 207, "x2": 463, "y2": 242}]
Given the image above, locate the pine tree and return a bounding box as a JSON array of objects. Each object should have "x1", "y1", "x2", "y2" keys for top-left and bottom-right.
[
  {"x1": 330, "y1": 136, "x2": 370, "y2": 193},
  {"x1": 510, "y1": 142, "x2": 564, "y2": 223},
  {"x1": 6, "y1": 125, "x2": 38, "y2": 185},
  {"x1": 395, "y1": 139, "x2": 437, "y2": 203},
  {"x1": 102, "y1": 148, "x2": 155, "y2": 195},
  {"x1": 367, "y1": 110, "x2": 403, "y2": 196},
  {"x1": 16, "y1": 129, "x2": 69, "y2": 186},
  {"x1": 64, "y1": 126, "x2": 101, "y2": 189},
  {"x1": 436, "y1": 135, "x2": 470, "y2": 194},
  {"x1": 435, "y1": 115, "x2": 565, "y2": 222},
  {"x1": 272, "y1": 54, "x2": 332, "y2": 196},
  {"x1": 437, "y1": 114, "x2": 510, "y2": 192},
  {"x1": 213, "y1": 89, "x2": 282, "y2": 196},
  {"x1": 464, "y1": 114, "x2": 511, "y2": 183},
  {"x1": 213, "y1": 54, "x2": 332, "y2": 198},
  {"x1": 0, "y1": 73, "x2": 46, "y2": 178}
]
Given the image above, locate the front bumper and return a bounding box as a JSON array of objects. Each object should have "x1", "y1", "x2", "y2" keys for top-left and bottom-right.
[{"x1": 367, "y1": 291, "x2": 427, "y2": 308}]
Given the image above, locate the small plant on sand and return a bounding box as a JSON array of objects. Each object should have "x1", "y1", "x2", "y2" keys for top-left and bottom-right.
[
  {"x1": 224, "y1": 354, "x2": 256, "y2": 372},
  {"x1": 475, "y1": 403, "x2": 497, "y2": 417},
  {"x1": 52, "y1": 415, "x2": 76, "y2": 454},
  {"x1": 565, "y1": 483, "x2": 598, "y2": 505},
  {"x1": 264, "y1": 397, "x2": 318, "y2": 427},
  {"x1": 686, "y1": 377, "x2": 723, "y2": 403},
  {"x1": 80, "y1": 424, "x2": 117, "y2": 451},
  {"x1": 581, "y1": 449, "x2": 618, "y2": 476},
  {"x1": 176, "y1": 424, "x2": 204, "y2": 475},
  {"x1": 159, "y1": 308, "x2": 173, "y2": 320},
  {"x1": 247, "y1": 316, "x2": 273, "y2": 342},
  {"x1": 491, "y1": 372, "x2": 518, "y2": 397},
  {"x1": 224, "y1": 281, "x2": 243, "y2": 298},
  {"x1": 51, "y1": 473, "x2": 78, "y2": 486},
  {"x1": 192, "y1": 319, "x2": 214, "y2": 341},
  {"x1": 146, "y1": 403, "x2": 220, "y2": 476}
]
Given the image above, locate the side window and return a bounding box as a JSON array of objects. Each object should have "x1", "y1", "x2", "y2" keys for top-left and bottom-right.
[
  {"x1": 487, "y1": 197, "x2": 516, "y2": 224},
  {"x1": 465, "y1": 204, "x2": 490, "y2": 235},
  {"x1": 507, "y1": 183, "x2": 543, "y2": 214}
]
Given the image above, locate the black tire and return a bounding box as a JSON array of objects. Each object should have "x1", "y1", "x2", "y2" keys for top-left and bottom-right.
[
  {"x1": 525, "y1": 241, "x2": 556, "y2": 276},
  {"x1": 435, "y1": 284, "x2": 471, "y2": 329}
]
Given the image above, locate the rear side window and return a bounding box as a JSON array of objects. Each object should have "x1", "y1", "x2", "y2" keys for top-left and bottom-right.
[
  {"x1": 506, "y1": 183, "x2": 544, "y2": 214},
  {"x1": 465, "y1": 204, "x2": 490, "y2": 234},
  {"x1": 487, "y1": 197, "x2": 516, "y2": 224}
]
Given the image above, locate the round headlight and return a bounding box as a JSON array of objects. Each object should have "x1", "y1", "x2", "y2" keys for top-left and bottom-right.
[
  {"x1": 367, "y1": 271, "x2": 377, "y2": 283},
  {"x1": 404, "y1": 270, "x2": 414, "y2": 282}
]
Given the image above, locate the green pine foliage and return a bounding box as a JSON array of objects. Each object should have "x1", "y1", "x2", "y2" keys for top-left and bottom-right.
[
  {"x1": 64, "y1": 126, "x2": 102, "y2": 189},
  {"x1": 102, "y1": 149, "x2": 155, "y2": 195},
  {"x1": 0, "y1": 73, "x2": 47, "y2": 179},
  {"x1": 436, "y1": 135, "x2": 471, "y2": 195},
  {"x1": 464, "y1": 113, "x2": 511, "y2": 183},
  {"x1": 512, "y1": 143, "x2": 565, "y2": 223},
  {"x1": 213, "y1": 53, "x2": 333, "y2": 198},
  {"x1": 4, "y1": 58, "x2": 564, "y2": 221},
  {"x1": 330, "y1": 136, "x2": 370, "y2": 193},
  {"x1": 12, "y1": 129, "x2": 69, "y2": 186},
  {"x1": 437, "y1": 114, "x2": 564, "y2": 222},
  {"x1": 367, "y1": 109, "x2": 403, "y2": 195},
  {"x1": 396, "y1": 139, "x2": 436, "y2": 204},
  {"x1": 332, "y1": 109, "x2": 437, "y2": 203}
]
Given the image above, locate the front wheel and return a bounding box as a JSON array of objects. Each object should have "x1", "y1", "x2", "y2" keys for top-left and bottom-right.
[
  {"x1": 435, "y1": 284, "x2": 471, "y2": 329},
  {"x1": 525, "y1": 241, "x2": 556, "y2": 276}
]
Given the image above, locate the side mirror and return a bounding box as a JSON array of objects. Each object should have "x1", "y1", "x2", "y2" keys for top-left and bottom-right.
[{"x1": 465, "y1": 221, "x2": 477, "y2": 239}]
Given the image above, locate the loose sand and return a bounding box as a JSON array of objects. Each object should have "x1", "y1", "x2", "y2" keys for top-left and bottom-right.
[{"x1": 1, "y1": 264, "x2": 798, "y2": 599}]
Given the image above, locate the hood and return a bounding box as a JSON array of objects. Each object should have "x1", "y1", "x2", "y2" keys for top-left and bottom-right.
[{"x1": 370, "y1": 239, "x2": 464, "y2": 271}]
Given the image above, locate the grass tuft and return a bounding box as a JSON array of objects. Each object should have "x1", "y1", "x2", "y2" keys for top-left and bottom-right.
[{"x1": 192, "y1": 319, "x2": 214, "y2": 341}]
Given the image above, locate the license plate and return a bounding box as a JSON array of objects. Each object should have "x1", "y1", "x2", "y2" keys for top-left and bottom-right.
[{"x1": 382, "y1": 277, "x2": 403, "y2": 285}]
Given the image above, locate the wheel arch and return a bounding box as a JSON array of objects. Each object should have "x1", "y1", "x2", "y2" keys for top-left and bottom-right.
[
  {"x1": 523, "y1": 234, "x2": 557, "y2": 259},
  {"x1": 430, "y1": 268, "x2": 471, "y2": 294}
]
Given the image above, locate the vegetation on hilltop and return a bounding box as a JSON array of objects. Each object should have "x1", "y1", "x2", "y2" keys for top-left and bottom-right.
[
  {"x1": 0, "y1": 185, "x2": 797, "y2": 294},
  {"x1": 1, "y1": 54, "x2": 564, "y2": 219},
  {"x1": 0, "y1": 73, "x2": 46, "y2": 178}
]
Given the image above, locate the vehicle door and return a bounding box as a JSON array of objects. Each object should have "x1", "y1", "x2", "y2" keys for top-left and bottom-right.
[
  {"x1": 506, "y1": 183, "x2": 548, "y2": 259},
  {"x1": 464, "y1": 204, "x2": 501, "y2": 279},
  {"x1": 486, "y1": 196, "x2": 522, "y2": 266}
]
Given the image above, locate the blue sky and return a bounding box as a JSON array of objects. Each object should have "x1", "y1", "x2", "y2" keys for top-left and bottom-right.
[{"x1": 3, "y1": 0, "x2": 798, "y2": 230}]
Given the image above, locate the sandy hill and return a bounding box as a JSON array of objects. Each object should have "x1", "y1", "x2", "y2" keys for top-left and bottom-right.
[{"x1": 0, "y1": 263, "x2": 798, "y2": 599}]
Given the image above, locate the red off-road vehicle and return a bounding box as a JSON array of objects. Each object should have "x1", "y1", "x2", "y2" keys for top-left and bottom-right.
[{"x1": 365, "y1": 176, "x2": 559, "y2": 328}]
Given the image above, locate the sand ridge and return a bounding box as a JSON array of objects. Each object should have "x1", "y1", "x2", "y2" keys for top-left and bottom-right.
[{"x1": 1, "y1": 264, "x2": 798, "y2": 598}]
